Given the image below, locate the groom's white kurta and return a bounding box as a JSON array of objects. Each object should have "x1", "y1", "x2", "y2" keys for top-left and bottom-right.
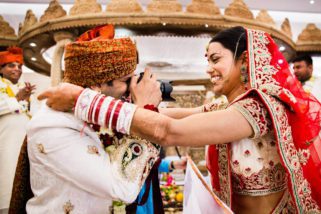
[{"x1": 27, "y1": 104, "x2": 147, "y2": 213}]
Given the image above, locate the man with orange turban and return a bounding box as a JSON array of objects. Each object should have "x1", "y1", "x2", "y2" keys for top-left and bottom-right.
[
  {"x1": 26, "y1": 25, "x2": 163, "y2": 213},
  {"x1": 0, "y1": 47, "x2": 35, "y2": 213}
]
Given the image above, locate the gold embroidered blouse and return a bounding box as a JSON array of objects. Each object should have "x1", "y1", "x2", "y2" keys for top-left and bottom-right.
[{"x1": 231, "y1": 96, "x2": 287, "y2": 196}]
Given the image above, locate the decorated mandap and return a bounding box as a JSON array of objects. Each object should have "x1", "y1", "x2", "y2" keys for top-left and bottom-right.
[{"x1": 1, "y1": 2, "x2": 321, "y2": 211}]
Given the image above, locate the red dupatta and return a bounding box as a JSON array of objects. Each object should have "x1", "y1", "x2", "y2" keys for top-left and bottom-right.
[{"x1": 207, "y1": 28, "x2": 321, "y2": 213}]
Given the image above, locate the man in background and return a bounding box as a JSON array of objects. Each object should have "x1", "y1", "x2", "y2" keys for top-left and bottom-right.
[
  {"x1": 0, "y1": 46, "x2": 35, "y2": 213},
  {"x1": 292, "y1": 55, "x2": 321, "y2": 101}
]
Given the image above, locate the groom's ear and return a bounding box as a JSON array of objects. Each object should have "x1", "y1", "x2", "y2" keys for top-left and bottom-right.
[{"x1": 90, "y1": 85, "x2": 102, "y2": 93}]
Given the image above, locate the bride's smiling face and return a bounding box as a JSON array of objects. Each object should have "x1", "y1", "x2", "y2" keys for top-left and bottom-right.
[{"x1": 206, "y1": 42, "x2": 244, "y2": 98}]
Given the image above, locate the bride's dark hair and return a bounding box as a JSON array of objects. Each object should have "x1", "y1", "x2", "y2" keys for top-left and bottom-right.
[{"x1": 209, "y1": 26, "x2": 247, "y2": 60}]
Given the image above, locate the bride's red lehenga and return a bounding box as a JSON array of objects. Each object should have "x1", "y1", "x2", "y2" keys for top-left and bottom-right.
[{"x1": 207, "y1": 29, "x2": 321, "y2": 213}]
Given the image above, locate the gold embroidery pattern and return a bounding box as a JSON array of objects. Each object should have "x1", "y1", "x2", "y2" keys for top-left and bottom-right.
[
  {"x1": 262, "y1": 91, "x2": 319, "y2": 212},
  {"x1": 216, "y1": 144, "x2": 231, "y2": 206},
  {"x1": 93, "y1": 124, "x2": 160, "y2": 190},
  {"x1": 248, "y1": 30, "x2": 279, "y2": 90},
  {"x1": 248, "y1": 30, "x2": 298, "y2": 106},
  {"x1": 248, "y1": 29, "x2": 320, "y2": 212},
  {"x1": 87, "y1": 145, "x2": 100, "y2": 156},
  {"x1": 36, "y1": 144, "x2": 46, "y2": 154},
  {"x1": 232, "y1": 163, "x2": 287, "y2": 196},
  {"x1": 109, "y1": 136, "x2": 160, "y2": 185},
  {"x1": 232, "y1": 97, "x2": 270, "y2": 139},
  {"x1": 297, "y1": 149, "x2": 310, "y2": 165},
  {"x1": 63, "y1": 200, "x2": 74, "y2": 214}
]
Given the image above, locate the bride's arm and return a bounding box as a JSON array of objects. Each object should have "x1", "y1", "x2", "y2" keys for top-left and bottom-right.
[
  {"x1": 158, "y1": 107, "x2": 203, "y2": 119},
  {"x1": 38, "y1": 84, "x2": 253, "y2": 147},
  {"x1": 159, "y1": 96, "x2": 228, "y2": 119},
  {"x1": 131, "y1": 106, "x2": 253, "y2": 147}
]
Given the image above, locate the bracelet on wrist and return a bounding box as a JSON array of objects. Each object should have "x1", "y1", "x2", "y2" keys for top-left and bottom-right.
[
  {"x1": 143, "y1": 104, "x2": 159, "y2": 112},
  {"x1": 75, "y1": 89, "x2": 137, "y2": 135}
]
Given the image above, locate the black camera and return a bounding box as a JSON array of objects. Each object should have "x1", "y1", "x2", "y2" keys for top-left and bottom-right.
[{"x1": 126, "y1": 72, "x2": 175, "y2": 102}]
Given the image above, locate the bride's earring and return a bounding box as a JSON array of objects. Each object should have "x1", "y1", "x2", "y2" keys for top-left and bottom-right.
[{"x1": 240, "y1": 65, "x2": 248, "y2": 84}]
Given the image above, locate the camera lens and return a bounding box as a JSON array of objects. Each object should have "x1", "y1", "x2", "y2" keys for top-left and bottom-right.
[
  {"x1": 136, "y1": 72, "x2": 175, "y2": 102},
  {"x1": 159, "y1": 81, "x2": 175, "y2": 102}
]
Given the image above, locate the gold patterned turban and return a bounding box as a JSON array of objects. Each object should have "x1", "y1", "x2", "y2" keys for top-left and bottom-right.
[{"x1": 63, "y1": 25, "x2": 137, "y2": 87}]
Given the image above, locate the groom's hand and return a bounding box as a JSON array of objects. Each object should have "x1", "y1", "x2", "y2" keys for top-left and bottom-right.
[{"x1": 130, "y1": 68, "x2": 162, "y2": 107}]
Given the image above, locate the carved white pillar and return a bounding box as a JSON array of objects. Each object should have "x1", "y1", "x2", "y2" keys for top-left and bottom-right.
[{"x1": 51, "y1": 31, "x2": 74, "y2": 86}]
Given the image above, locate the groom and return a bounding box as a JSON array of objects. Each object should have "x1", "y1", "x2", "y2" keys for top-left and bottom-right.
[{"x1": 26, "y1": 25, "x2": 162, "y2": 213}]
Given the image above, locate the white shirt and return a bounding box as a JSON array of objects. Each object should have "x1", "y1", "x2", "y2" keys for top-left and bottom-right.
[
  {"x1": 27, "y1": 105, "x2": 143, "y2": 214},
  {"x1": 303, "y1": 76, "x2": 321, "y2": 102}
]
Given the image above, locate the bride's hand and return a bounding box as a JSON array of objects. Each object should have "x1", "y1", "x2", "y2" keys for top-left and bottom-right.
[{"x1": 38, "y1": 83, "x2": 84, "y2": 112}]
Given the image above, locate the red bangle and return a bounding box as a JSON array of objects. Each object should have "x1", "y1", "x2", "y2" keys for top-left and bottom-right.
[
  {"x1": 111, "y1": 101, "x2": 124, "y2": 130},
  {"x1": 88, "y1": 94, "x2": 100, "y2": 123},
  {"x1": 93, "y1": 96, "x2": 105, "y2": 124},
  {"x1": 105, "y1": 99, "x2": 117, "y2": 129},
  {"x1": 143, "y1": 104, "x2": 159, "y2": 112}
]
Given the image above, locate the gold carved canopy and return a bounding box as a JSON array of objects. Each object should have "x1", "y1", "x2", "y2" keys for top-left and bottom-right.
[{"x1": 0, "y1": 0, "x2": 320, "y2": 76}]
